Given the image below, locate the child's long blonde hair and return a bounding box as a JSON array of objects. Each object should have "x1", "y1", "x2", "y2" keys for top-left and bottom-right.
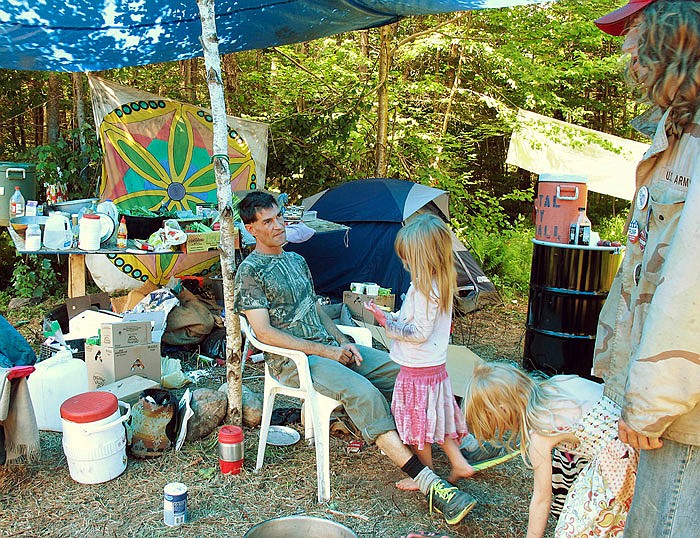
[
  {"x1": 463, "y1": 360, "x2": 564, "y2": 464},
  {"x1": 394, "y1": 214, "x2": 456, "y2": 313}
]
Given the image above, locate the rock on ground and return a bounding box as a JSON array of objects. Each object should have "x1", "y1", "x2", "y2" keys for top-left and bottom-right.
[{"x1": 185, "y1": 388, "x2": 228, "y2": 442}]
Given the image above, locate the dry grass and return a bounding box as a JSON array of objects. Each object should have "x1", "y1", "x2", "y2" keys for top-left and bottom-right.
[{"x1": 0, "y1": 299, "x2": 556, "y2": 538}]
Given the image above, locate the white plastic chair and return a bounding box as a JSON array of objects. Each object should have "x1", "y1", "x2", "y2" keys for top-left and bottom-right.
[{"x1": 240, "y1": 315, "x2": 372, "y2": 503}]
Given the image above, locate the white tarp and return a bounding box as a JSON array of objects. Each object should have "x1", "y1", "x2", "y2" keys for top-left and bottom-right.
[{"x1": 506, "y1": 109, "x2": 649, "y2": 200}]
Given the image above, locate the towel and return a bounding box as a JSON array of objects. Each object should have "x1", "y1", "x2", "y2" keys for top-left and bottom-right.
[{"x1": 0, "y1": 368, "x2": 40, "y2": 464}]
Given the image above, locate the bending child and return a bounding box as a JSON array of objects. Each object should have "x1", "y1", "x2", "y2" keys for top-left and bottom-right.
[
  {"x1": 463, "y1": 360, "x2": 637, "y2": 538},
  {"x1": 365, "y1": 214, "x2": 473, "y2": 491}
]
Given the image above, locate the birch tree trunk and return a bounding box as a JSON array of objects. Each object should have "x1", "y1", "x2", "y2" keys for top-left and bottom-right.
[{"x1": 197, "y1": 0, "x2": 243, "y2": 426}]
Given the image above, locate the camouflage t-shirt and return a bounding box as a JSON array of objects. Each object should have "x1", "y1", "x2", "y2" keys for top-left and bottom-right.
[{"x1": 233, "y1": 250, "x2": 337, "y2": 346}]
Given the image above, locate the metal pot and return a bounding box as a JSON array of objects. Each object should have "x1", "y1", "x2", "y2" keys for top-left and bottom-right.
[{"x1": 244, "y1": 516, "x2": 358, "y2": 538}]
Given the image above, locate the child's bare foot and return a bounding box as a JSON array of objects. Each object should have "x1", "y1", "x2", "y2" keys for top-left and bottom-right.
[
  {"x1": 447, "y1": 463, "x2": 476, "y2": 484},
  {"x1": 396, "y1": 477, "x2": 420, "y2": 491}
]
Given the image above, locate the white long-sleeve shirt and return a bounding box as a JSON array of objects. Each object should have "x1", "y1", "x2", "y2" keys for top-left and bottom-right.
[{"x1": 384, "y1": 282, "x2": 451, "y2": 367}]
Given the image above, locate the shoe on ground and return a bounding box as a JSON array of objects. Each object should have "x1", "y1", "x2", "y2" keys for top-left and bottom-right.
[
  {"x1": 460, "y1": 440, "x2": 519, "y2": 472},
  {"x1": 428, "y1": 478, "x2": 477, "y2": 525}
]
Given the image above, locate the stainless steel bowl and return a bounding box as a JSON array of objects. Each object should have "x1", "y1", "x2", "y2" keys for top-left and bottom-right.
[
  {"x1": 244, "y1": 516, "x2": 358, "y2": 538},
  {"x1": 50, "y1": 197, "x2": 99, "y2": 215},
  {"x1": 9, "y1": 215, "x2": 49, "y2": 234}
]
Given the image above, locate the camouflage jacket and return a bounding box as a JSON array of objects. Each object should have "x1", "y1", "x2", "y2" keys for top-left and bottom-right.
[{"x1": 593, "y1": 106, "x2": 700, "y2": 446}]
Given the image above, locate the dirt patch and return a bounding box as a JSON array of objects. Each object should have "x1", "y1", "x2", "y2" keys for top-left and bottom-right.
[{"x1": 0, "y1": 299, "x2": 552, "y2": 538}]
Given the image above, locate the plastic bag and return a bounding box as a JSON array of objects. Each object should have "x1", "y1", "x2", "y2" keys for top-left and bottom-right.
[
  {"x1": 148, "y1": 219, "x2": 187, "y2": 251},
  {"x1": 161, "y1": 356, "x2": 191, "y2": 389}
]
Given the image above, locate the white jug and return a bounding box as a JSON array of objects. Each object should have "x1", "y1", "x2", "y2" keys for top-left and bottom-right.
[
  {"x1": 43, "y1": 213, "x2": 72, "y2": 250},
  {"x1": 27, "y1": 349, "x2": 88, "y2": 431}
]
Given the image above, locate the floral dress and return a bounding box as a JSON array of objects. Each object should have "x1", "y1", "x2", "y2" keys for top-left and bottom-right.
[{"x1": 553, "y1": 395, "x2": 639, "y2": 538}]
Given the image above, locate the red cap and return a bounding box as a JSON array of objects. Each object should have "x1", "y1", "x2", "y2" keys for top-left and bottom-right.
[{"x1": 594, "y1": 0, "x2": 656, "y2": 36}]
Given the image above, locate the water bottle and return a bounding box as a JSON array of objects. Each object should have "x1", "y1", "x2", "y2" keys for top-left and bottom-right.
[{"x1": 10, "y1": 186, "x2": 25, "y2": 219}]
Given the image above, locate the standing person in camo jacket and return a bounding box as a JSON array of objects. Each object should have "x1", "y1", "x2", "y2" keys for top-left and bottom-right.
[{"x1": 593, "y1": 1, "x2": 700, "y2": 536}]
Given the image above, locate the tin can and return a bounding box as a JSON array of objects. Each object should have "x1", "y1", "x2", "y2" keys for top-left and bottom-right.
[{"x1": 163, "y1": 482, "x2": 187, "y2": 527}]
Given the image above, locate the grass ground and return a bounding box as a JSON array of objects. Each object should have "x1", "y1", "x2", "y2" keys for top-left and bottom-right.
[{"x1": 0, "y1": 295, "x2": 554, "y2": 538}]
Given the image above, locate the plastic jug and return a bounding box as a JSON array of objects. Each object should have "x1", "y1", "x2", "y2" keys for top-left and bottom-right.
[
  {"x1": 43, "y1": 213, "x2": 72, "y2": 250},
  {"x1": 27, "y1": 349, "x2": 89, "y2": 432}
]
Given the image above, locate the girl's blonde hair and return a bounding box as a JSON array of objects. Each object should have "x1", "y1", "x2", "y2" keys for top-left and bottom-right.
[
  {"x1": 394, "y1": 214, "x2": 456, "y2": 313},
  {"x1": 628, "y1": 2, "x2": 700, "y2": 137},
  {"x1": 463, "y1": 360, "x2": 563, "y2": 463}
]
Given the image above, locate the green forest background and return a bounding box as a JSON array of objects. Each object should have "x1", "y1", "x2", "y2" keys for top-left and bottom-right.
[{"x1": 0, "y1": 0, "x2": 640, "y2": 299}]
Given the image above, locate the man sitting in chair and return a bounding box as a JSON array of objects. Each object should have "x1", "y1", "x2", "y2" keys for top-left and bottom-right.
[{"x1": 233, "y1": 191, "x2": 477, "y2": 525}]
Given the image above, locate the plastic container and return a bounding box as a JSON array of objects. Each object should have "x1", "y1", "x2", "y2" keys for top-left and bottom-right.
[
  {"x1": 10, "y1": 186, "x2": 25, "y2": 219},
  {"x1": 27, "y1": 349, "x2": 88, "y2": 431},
  {"x1": 60, "y1": 391, "x2": 130, "y2": 484},
  {"x1": 534, "y1": 174, "x2": 588, "y2": 244},
  {"x1": 25, "y1": 223, "x2": 42, "y2": 251},
  {"x1": 569, "y1": 207, "x2": 592, "y2": 246},
  {"x1": 78, "y1": 213, "x2": 101, "y2": 251},
  {"x1": 43, "y1": 213, "x2": 72, "y2": 250},
  {"x1": 117, "y1": 216, "x2": 128, "y2": 249},
  {"x1": 218, "y1": 425, "x2": 244, "y2": 474}
]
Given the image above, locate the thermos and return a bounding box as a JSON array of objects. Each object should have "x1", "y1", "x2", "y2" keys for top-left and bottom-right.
[{"x1": 218, "y1": 425, "x2": 244, "y2": 474}]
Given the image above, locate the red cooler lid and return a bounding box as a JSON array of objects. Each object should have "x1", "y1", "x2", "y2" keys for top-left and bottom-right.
[{"x1": 60, "y1": 391, "x2": 118, "y2": 423}]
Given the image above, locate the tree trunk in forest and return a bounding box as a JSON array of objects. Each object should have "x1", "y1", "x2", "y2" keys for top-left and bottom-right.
[
  {"x1": 222, "y1": 55, "x2": 240, "y2": 115},
  {"x1": 180, "y1": 59, "x2": 197, "y2": 102},
  {"x1": 72, "y1": 72, "x2": 90, "y2": 185},
  {"x1": 358, "y1": 30, "x2": 370, "y2": 80},
  {"x1": 197, "y1": 0, "x2": 243, "y2": 426},
  {"x1": 47, "y1": 73, "x2": 60, "y2": 144},
  {"x1": 72, "y1": 73, "x2": 87, "y2": 153},
  {"x1": 375, "y1": 24, "x2": 395, "y2": 178},
  {"x1": 431, "y1": 48, "x2": 464, "y2": 173}
]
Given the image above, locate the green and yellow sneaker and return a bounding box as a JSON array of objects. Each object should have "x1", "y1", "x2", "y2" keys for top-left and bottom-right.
[{"x1": 428, "y1": 479, "x2": 477, "y2": 525}]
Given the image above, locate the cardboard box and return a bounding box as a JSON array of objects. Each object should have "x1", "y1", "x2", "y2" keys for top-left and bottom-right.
[
  {"x1": 100, "y1": 320, "x2": 152, "y2": 347},
  {"x1": 86, "y1": 342, "x2": 161, "y2": 389},
  {"x1": 122, "y1": 311, "x2": 167, "y2": 343},
  {"x1": 342, "y1": 291, "x2": 395, "y2": 325},
  {"x1": 96, "y1": 375, "x2": 160, "y2": 405},
  {"x1": 184, "y1": 227, "x2": 239, "y2": 253}
]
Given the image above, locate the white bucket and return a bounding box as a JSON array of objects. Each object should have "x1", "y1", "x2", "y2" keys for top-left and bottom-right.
[
  {"x1": 27, "y1": 349, "x2": 88, "y2": 432},
  {"x1": 60, "y1": 392, "x2": 131, "y2": 484}
]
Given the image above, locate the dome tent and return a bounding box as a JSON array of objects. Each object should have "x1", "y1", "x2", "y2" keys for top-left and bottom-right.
[{"x1": 288, "y1": 178, "x2": 499, "y2": 313}]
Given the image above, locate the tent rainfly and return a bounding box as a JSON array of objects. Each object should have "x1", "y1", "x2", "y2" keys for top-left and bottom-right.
[{"x1": 289, "y1": 178, "x2": 499, "y2": 313}]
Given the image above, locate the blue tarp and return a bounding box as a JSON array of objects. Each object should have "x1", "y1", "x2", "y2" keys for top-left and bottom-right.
[{"x1": 0, "y1": 0, "x2": 545, "y2": 72}]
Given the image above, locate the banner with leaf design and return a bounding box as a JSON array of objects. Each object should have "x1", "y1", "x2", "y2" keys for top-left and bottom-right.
[{"x1": 85, "y1": 75, "x2": 268, "y2": 292}]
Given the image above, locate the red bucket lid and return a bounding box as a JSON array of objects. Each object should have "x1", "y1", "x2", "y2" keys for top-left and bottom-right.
[
  {"x1": 218, "y1": 425, "x2": 243, "y2": 443},
  {"x1": 60, "y1": 391, "x2": 118, "y2": 423}
]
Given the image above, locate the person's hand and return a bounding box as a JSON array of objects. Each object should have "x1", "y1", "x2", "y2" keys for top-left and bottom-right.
[
  {"x1": 326, "y1": 344, "x2": 362, "y2": 367},
  {"x1": 341, "y1": 342, "x2": 363, "y2": 366},
  {"x1": 363, "y1": 299, "x2": 387, "y2": 327},
  {"x1": 618, "y1": 419, "x2": 663, "y2": 450}
]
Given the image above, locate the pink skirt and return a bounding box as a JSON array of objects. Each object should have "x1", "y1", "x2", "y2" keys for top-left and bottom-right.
[{"x1": 391, "y1": 364, "x2": 469, "y2": 450}]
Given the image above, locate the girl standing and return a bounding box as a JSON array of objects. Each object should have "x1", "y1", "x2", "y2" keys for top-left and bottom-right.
[
  {"x1": 365, "y1": 214, "x2": 473, "y2": 491},
  {"x1": 464, "y1": 360, "x2": 637, "y2": 538}
]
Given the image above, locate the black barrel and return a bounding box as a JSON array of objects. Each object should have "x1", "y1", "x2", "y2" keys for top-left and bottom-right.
[{"x1": 523, "y1": 240, "x2": 624, "y2": 380}]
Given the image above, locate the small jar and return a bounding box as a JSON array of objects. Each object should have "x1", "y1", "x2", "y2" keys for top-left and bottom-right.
[{"x1": 25, "y1": 223, "x2": 42, "y2": 251}]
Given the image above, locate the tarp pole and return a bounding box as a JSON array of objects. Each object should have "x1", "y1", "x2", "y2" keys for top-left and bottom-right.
[{"x1": 197, "y1": 0, "x2": 242, "y2": 426}]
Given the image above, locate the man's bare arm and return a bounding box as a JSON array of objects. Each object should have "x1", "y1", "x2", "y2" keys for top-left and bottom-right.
[{"x1": 243, "y1": 308, "x2": 357, "y2": 366}]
